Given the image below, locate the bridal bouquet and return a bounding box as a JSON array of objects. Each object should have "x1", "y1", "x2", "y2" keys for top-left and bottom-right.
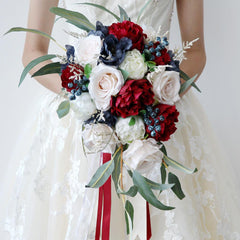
[{"x1": 6, "y1": 2, "x2": 200, "y2": 238}]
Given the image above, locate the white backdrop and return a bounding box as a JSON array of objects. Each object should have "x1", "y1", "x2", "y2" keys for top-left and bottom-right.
[{"x1": 0, "y1": 0, "x2": 240, "y2": 175}]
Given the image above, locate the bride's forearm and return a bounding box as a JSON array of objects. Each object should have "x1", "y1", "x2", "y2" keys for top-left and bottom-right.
[
  {"x1": 22, "y1": 50, "x2": 62, "y2": 94},
  {"x1": 179, "y1": 49, "x2": 206, "y2": 96}
]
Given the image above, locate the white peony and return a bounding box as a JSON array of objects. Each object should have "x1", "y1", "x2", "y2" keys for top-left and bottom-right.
[
  {"x1": 147, "y1": 67, "x2": 180, "y2": 105},
  {"x1": 88, "y1": 64, "x2": 125, "y2": 111},
  {"x1": 76, "y1": 35, "x2": 102, "y2": 66},
  {"x1": 119, "y1": 49, "x2": 148, "y2": 79},
  {"x1": 82, "y1": 123, "x2": 117, "y2": 153},
  {"x1": 123, "y1": 138, "x2": 163, "y2": 175},
  {"x1": 70, "y1": 93, "x2": 97, "y2": 121},
  {"x1": 115, "y1": 116, "x2": 145, "y2": 144}
]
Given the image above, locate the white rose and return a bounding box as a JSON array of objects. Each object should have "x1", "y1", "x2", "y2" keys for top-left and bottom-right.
[
  {"x1": 70, "y1": 93, "x2": 97, "y2": 121},
  {"x1": 119, "y1": 49, "x2": 148, "y2": 79},
  {"x1": 82, "y1": 123, "x2": 117, "y2": 153},
  {"x1": 123, "y1": 138, "x2": 163, "y2": 176},
  {"x1": 115, "y1": 116, "x2": 145, "y2": 144},
  {"x1": 88, "y1": 64, "x2": 124, "y2": 111},
  {"x1": 76, "y1": 35, "x2": 102, "y2": 66},
  {"x1": 147, "y1": 67, "x2": 180, "y2": 105}
]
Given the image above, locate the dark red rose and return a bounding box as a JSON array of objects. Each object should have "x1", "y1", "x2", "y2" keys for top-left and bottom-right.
[
  {"x1": 111, "y1": 79, "x2": 154, "y2": 118},
  {"x1": 61, "y1": 64, "x2": 84, "y2": 92},
  {"x1": 145, "y1": 104, "x2": 179, "y2": 142},
  {"x1": 108, "y1": 21, "x2": 147, "y2": 52}
]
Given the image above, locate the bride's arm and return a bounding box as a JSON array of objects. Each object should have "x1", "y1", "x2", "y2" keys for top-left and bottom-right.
[
  {"x1": 22, "y1": 0, "x2": 62, "y2": 94},
  {"x1": 176, "y1": 0, "x2": 206, "y2": 95}
]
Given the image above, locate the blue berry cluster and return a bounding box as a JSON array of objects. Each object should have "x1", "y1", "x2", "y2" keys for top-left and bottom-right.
[
  {"x1": 143, "y1": 105, "x2": 165, "y2": 138},
  {"x1": 144, "y1": 36, "x2": 169, "y2": 61},
  {"x1": 69, "y1": 75, "x2": 89, "y2": 101}
]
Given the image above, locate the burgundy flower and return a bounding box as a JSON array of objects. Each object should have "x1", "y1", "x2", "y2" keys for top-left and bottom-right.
[
  {"x1": 110, "y1": 79, "x2": 154, "y2": 118},
  {"x1": 108, "y1": 20, "x2": 147, "y2": 52},
  {"x1": 61, "y1": 64, "x2": 84, "y2": 92},
  {"x1": 145, "y1": 104, "x2": 179, "y2": 142}
]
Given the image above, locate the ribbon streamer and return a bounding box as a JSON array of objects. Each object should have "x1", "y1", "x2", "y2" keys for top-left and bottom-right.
[
  {"x1": 95, "y1": 152, "x2": 112, "y2": 240},
  {"x1": 146, "y1": 202, "x2": 152, "y2": 240}
]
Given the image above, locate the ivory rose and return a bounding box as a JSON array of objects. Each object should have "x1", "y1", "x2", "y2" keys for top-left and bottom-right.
[
  {"x1": 89, "y1": 64, "x2": 125, "y2": 111},
  {"x1": 119, "y1": 49, "x2": 148, "y2": 79},
  {"x1": 147, "y1": 67, "x2": 180, "y2": 105}
]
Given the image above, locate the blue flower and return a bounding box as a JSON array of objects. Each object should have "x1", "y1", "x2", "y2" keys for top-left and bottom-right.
[
  {"x1": 88, "y1": 21, "x2": 109, "y2": 39},
  {"x1": 61, "y1": 45, "x2": 75, "y2": 70},
  {"x1": 99, "y1": 34, "x2": 132, "y2": 66},
  {"x1": 85, "y1": 110, "x2": 118, "y2": 128},
  {"x1": 166, "y1": 50, "x2": 180, "y2": 72}
]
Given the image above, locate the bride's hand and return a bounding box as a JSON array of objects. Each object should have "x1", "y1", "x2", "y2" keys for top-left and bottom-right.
[{"x1": 22, "y1": 0, "x2": 62, "y2": 94}]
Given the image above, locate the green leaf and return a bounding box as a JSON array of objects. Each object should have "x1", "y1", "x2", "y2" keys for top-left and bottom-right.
[
  {"x1": 160, "y1": 144, "x2": 168, "y2": 157},
  {"x1": 57, "y1": 100, "x2": 70, "y2": 119},
  {"x1": 32, "y1": 62, "x2": 61, "y2": 77},
  {"x1": 119, "y1": 68, "x2": 129, "y2": 81},
  {"x1": 161, "y1": 164, "x2": 167, "y2": 184},
  {"x1": 143, "y1": 49, "x2": 152, "y2": 61},
  {"x1": 144, "y1": 176, "x2": 174, "y2": 191},
  {"x1": 146, "y1": 61, "x2": 156, "y2": 72},
  {"x1": 163, "y1": 155, "x2": 198, "y2": 174},
  {"x1": 129, "y1": 117, "x2": 136, "y2": 126},
  {"x1": 125, "y1": 200, "x2": 134, "y2": 235},
  {"x1": 179, "y1": 74, "x2": 198, "y2": 94},
  {"x1": 50, "y1": 7, "x2": 95, "y2": 32},
  {"x1": 5, "y1": 27, "x2": 56, "y2": 41},
  {"x1": 112, "y1": 147, "x2": 122, "y2": 195},
  {"x1": 168, "y1": 172, "x2": 185, "y2": 200},
  {"x1": 117, "y1": 185, "x2": 138, "y2": 197},
  {"x1": 179, "y1": 71, "x2": 201, "y2": 93},
  {"x1": 78, "y1": 3, "x2": 120, "y2": 21},
  {"x1": 86, "y1": 159, "x2": 114, "y2": 188},
  {"x1": 118, "y1": 5, "x2": 130, "y2": 22},
  {"x1": 132, "y1": 171, "x2": 174, "y2": 210},
  {"x1": 137, "y1": 0, "x2": 152, "y2": 23},
  {"x1": 17, "y1": 54, "x2": 57, "y2": 87},
  {"x1": 84, "y1": 63, "x2": 92, "y2": 79}
]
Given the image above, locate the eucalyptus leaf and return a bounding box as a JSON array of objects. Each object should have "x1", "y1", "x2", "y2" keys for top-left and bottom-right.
[
  {"x1": 119, "y1": 68, "x2": 129, "y2": 81},
  {"x1": 18, "y1": 54, "x2": 57, "y2": 87},
  {"x1": 144, "y1": 176, "x2": 174, "y2": 191},
  {"x1": 118, "y1": 5, "x2": 130, "y2": 22},
  {"x1": 179, "y1": 71, "x2": 201, "y2": 93},
  {"x1": 57, "y1": 100, "x2": 70, "y2": 119},
  {"x1": 117, "y1": 185, "x2": 138, "y2": 197},
  {"x1": 168, "y1": 172, "x2": 185, "y2": 200},
  {"x1": 50, "y1": 7, "x2": 95, "y2": 32},
  {"x1": 129, "y1": 117, "x2": 136, "y2": 126},
  {"x1": 137, "y1": 0, "x2": 152, "y2": 23},
  {"x1": 86, "y1": 159, "x2": 114, "y2": 188},
  {"x1": 163, "y1": 155, "x2": 198, "y2": 174},
  {"x1": 78, "y1": 3, "x2": 120, "y2": 21},
  {"x1": 125, "y1": 200, "x2": 134, "y2": 235},
  {"x1": 160, "y1": 144, "x2": 168, "y2": 156},
  {"x1": 112, "y1": 147, "x2": 122, "y2": 195},
  {"x1": 84, "y1": 63, "x2": 92, "y2": 78},
  {"x1": 5, "y1": 27, "x2": 64, "y2": 50},
  {"x1": 161, "y1": 164, "x2": 167, "y2": 184},
  {"x1": 133, "y1": 171, "x2": 174, "y2": 210},
  {"x1": 32, "y1": 62, "x2": 61, "y2": 77}
]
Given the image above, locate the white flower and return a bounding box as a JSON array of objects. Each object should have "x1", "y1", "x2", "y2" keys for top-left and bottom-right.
[
  {"x1": 119, "y1": 49, "x2": 148, "y2": 79},
  {"x1": 142, "y1": 24, "x2": 159, "y2": 43},
  {"x1": 115, "y1": 116, "x2": 145, "y2": 144},
  {"x1": 123, "y1": 138, "x2": 163, "y2": 175},
  {"x1": 88, "y1": 64, "x2": 124, "y2": 111},
  {"x1": 82, "y1": 123, "x2": 117, "y2": 153},
  {"x1": 76, "y1": 35, "x2": 102, "y2": 66},
  {"x1": 147, "y1": 67, "x2": 180, "y2": 105},
  {"x1": 70, "y1": 93, "x2": 97, "y2": 121}
]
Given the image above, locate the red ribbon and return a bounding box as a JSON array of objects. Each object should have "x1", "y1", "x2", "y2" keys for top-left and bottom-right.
[
  {"x1": 147, "y1": 202, "x2": 152, "y2": 240},
  {"x1": 95, "y1": 152, "x2": 112, "y2": 240}
]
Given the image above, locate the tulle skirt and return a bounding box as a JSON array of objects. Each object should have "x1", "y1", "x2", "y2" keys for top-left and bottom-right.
[{"x1": 0, "y1": 90, "x2": 240, "y2": 240}]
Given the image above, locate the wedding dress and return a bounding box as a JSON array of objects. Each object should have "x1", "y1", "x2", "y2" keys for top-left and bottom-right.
[{"x1": 1, "y1": 0, "x2": 240, "y2": 239}]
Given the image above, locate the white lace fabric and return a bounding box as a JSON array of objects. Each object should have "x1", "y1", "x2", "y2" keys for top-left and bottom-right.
[{"x1": 1, "y1": 0, "x2": 240, "y2": 239}]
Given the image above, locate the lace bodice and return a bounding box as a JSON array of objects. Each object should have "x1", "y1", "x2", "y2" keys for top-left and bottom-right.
[{"x1": 63, "y1": 0, "x2": 174, "y2": 34}]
